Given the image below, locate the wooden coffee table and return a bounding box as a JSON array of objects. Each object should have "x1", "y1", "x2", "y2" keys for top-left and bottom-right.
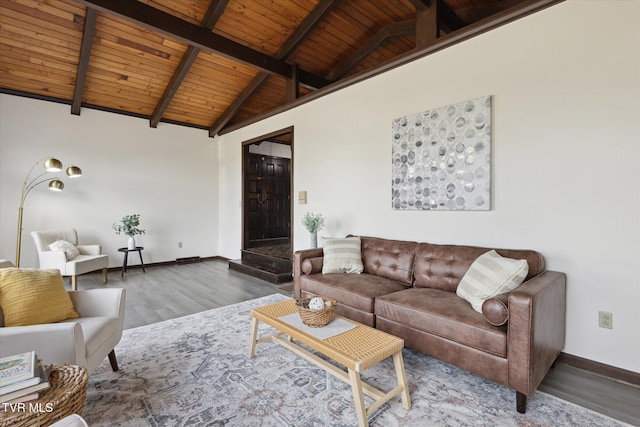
[{"x1": 248, "y1": 299, "x2": 411, "y2": 427}]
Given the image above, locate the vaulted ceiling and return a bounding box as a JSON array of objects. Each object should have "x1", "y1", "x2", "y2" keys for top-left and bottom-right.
[{"x1": 0, "y1": 0, "x2": 560, "y2": 137}]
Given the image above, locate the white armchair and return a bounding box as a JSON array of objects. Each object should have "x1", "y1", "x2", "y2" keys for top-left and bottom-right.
[
  {"x1": 31, "y1": 228, "x2": 109, "y2": 291},
  {"x1": 0, "y1": 278, "x2": 126, "y2": 374}
]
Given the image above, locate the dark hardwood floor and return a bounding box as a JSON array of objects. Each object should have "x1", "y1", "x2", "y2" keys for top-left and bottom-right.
[
  {"x1": 78, "y1": 259, "x2": 639, "y2": 426},
  {"x1": 77, "y1": 258, "x2": 291, "y2": 329}
]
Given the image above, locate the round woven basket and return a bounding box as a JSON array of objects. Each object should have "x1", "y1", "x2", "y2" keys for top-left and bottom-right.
[
  {"x1": 0, "y1": 364, "x2": 88, "y2": 427},
  {"x1": 296, "y1": 296, "x2": 337, "y2": 327}
]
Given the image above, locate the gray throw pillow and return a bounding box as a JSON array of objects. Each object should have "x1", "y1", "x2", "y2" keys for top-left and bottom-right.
[
  {"x1": 456, "y1": 250, "x2": 528, "y2": 312},
  {"x1": 321, "y1": 237, "x2": 364, "y2": 274}
]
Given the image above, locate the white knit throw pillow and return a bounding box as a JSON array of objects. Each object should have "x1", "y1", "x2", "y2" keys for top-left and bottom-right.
[{"x1": 48, "y1": 240, "x2": 80, "y2": 261}]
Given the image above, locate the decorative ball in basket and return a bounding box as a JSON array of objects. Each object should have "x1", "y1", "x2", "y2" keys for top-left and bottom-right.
[{"x1": 296, "y1": 296, "x2": 337, "y2": 327}]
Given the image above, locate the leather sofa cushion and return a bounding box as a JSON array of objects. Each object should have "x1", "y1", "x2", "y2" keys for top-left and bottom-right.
[
  {"x1": 297, "y1": 273, "x2": 407, "y2": 313},
  {"x1": 360, "y1": 236, "x2": 418, "y2": 285},
  {"x1": 375, "y1": 287, "x2": 508, "y2": 357},
  {"x1": 413, "y1": 243, "x2": 545, "y2": 292}
]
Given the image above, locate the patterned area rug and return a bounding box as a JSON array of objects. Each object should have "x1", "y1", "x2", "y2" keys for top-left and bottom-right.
[{"x1": 84, "y1": 294, "x2": 627, "y2": 426}]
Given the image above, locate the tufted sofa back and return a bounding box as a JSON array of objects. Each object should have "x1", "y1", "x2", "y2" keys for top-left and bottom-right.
[
  {"x1": 360, "y1": 236, "x2": 417, "y2": 286},
  {"x1": 413, "y1": 243, "x2": 545, "y2": 292},
  {"x1": 353, "y1": 236, "x2": 545, "y2": 292}
]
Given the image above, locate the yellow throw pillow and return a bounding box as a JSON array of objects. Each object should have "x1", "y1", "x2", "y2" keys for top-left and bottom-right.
[{"x1": 0, "y1": 268, "x2": 79, "y2": 327}]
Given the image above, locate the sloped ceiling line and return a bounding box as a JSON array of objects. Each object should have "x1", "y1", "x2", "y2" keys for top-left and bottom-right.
[
  {"x1": 150, "y1": 0, "x2": 230, "y2": 128},
  {"x1": 213, "y1": 1, "x2": 436, "y2": 136},
  {"x1": 218, "y1": 0, "x2": 564, "y2": 137},
  {"x1": 208, "y1": 0, "x2": 344, "y2": 137},
  {"x1": 326, "y1": 19, "x2": 416, "y2": 82},
  {"x1": 0, "y1": 0, "x2": 563, "y2": 136},
  {"x1": 212, "y1": 1, "x2": 441, "y2": 137}
]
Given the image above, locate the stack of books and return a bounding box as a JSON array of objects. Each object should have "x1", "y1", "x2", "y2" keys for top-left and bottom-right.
[{"x1": 0, "y1": 351, "x2": 51, "y2": 404}]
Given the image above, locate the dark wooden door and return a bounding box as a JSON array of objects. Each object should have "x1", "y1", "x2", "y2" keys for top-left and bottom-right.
[{"x1": 246, "y1": 154, "x2": 291, "y2": 242}]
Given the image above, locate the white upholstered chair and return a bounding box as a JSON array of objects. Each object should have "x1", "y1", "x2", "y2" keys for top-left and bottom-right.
[
  {"x1": 31, "y1": 228, "x2": 109, "y2": 291},
  {"x1": 0, "y1": 263, "x2": 126, "y2": 374}
]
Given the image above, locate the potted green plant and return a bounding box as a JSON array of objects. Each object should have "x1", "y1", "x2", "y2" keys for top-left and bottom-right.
[
  {"x1": 112, "y1": 214, "x2": 145, "y2": 250},
  {"x1": 302, "y1": 212, "x2": 325, "y2": 248}
]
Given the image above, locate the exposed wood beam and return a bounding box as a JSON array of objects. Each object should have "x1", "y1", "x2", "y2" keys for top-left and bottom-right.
[
  {"x1": 75, "y1": 0, "x2": 325, "y2": 88},
  {"x1": 200, "y1": 0, "x2": 230, "y2": 29},
  {"x1": 278, "y1": 0, "x2": 344, "y2": 60},
  {"x1": 408, "y1": 0, "x2": 432, "y2": 12},
  {"x1": 71, "y1": 8, "x2": 97, "y2": 115},
  {"x1": 415, "y1": 0, "x2": 438, "y2": 47},
  {"x1": 326, "y1": 20, "x2": 414, "y2": 82},
  {"x1": 410, "y1": 0, "x2": 463, "y2": 35},
  {"x1": 299, "y1": 70, "x2": 332, "y2": 90},
  {"x1": 287, "y1": 64, "x2": 300, "y2": 101},
  {"x1": 437, "y1": 0, "x2": 467, "y2": 33},
  {"x1": 209, "y1": 0, "x2": 342, "y2": 137},
  {"x1": 150, "y1": 0, "x2": 229, "y2": 128},
  {"x1": 209, "y1": 74, "x2": 270, "y2": 137},
  {"x1": 149, "y1": 47, "x2": 198, "y2": 128}
]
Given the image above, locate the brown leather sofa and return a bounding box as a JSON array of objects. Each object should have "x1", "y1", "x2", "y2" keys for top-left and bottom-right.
[{"x1": 294, "y1": 236, "x2": 566, "y2": 413}]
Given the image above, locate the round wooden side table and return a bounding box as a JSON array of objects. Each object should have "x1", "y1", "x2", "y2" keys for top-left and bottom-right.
[{"x1": 0, "y1": 364, "x2": 88, "y2": 427}]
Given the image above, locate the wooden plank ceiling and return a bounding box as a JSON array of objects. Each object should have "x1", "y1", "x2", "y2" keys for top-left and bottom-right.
[{"x1": 0, "y1": 0, "x2": 555, "y2": 137}]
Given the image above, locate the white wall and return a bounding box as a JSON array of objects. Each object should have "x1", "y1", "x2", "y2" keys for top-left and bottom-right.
[
  {"x1": 0, "y1": 97, "x2": 219, "y2": 268},
  {"x1": 217, "y1": 1, "x2": 640, "y2": 372}
]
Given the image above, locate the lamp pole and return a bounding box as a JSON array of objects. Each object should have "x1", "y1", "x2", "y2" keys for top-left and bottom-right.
[{"x1": 15, "y1": 157, "x2": 82, "y2": 267}]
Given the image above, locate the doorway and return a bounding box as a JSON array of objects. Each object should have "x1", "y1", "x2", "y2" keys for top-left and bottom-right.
[{"x1": 242, "y1": 127, "x2": 293, "y2": 261}]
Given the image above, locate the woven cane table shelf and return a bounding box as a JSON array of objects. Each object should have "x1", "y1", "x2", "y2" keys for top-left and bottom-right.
[
  {"x1": 0, "y1": 364, "x2": 88, "y2": 427},
  {"x1": 249, "y1": 299, "x2": 411, "y2": 427}
]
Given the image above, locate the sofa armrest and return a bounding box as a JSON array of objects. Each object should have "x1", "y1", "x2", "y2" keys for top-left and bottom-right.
[
  {"x1": 293, "y1": 248, "x2": 324, "y2": 298},
  {"x1": 507, "y1": 271, "x2": 566, "y2": 396},
  {"x1": 69, "y1": 288, "x2": 126, "y2": 321},
  {"x1": 76, "y1": 245, "x2": 102, "y2": 255},
  {"x1": 0, "y1": 322, "x2": 85, "y2": 365},
  {"x1": 38, "y1": 250, "x2": 68, "y2": 269},
  {"x1": 0, "y1": 259, "x2": 14, "y2": 268}
]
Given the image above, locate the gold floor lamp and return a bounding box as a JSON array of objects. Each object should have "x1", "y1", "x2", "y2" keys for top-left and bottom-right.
[{"x1": 15, "y1": 156, "x2": 82, "y2": 267}]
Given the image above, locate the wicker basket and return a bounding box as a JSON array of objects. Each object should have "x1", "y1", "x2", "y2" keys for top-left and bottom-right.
[
  {"x1": 0, "y1": 364, "x2": 88, "y2": 427},
  {"x1": 296, "y1": 296, "x2": 337, "y2": 327}
]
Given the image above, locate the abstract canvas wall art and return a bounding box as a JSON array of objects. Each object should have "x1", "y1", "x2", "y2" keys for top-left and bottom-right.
[{"x1": 391, "y1": 95, "x2": 492, "y2": 210}]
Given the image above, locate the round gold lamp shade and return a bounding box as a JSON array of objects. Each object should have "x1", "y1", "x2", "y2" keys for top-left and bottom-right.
[
  {"x1": 44, "y1": 157, "x2": 63, "y2": 172},
  {"x1": 66, "y1": 165, "x2": 82, "y2": 177},
  {"x1": 48, "y1": 180, "x2": 64, "y2": 191}
]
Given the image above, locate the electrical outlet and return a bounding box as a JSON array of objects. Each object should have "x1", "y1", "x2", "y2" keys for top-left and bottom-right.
[
  {"x1": 178, "y1": 242, "x2": 183, "y2": 248},
  {"x1": 598, "y1": 311, "x2": 612, "y2": 329}
]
